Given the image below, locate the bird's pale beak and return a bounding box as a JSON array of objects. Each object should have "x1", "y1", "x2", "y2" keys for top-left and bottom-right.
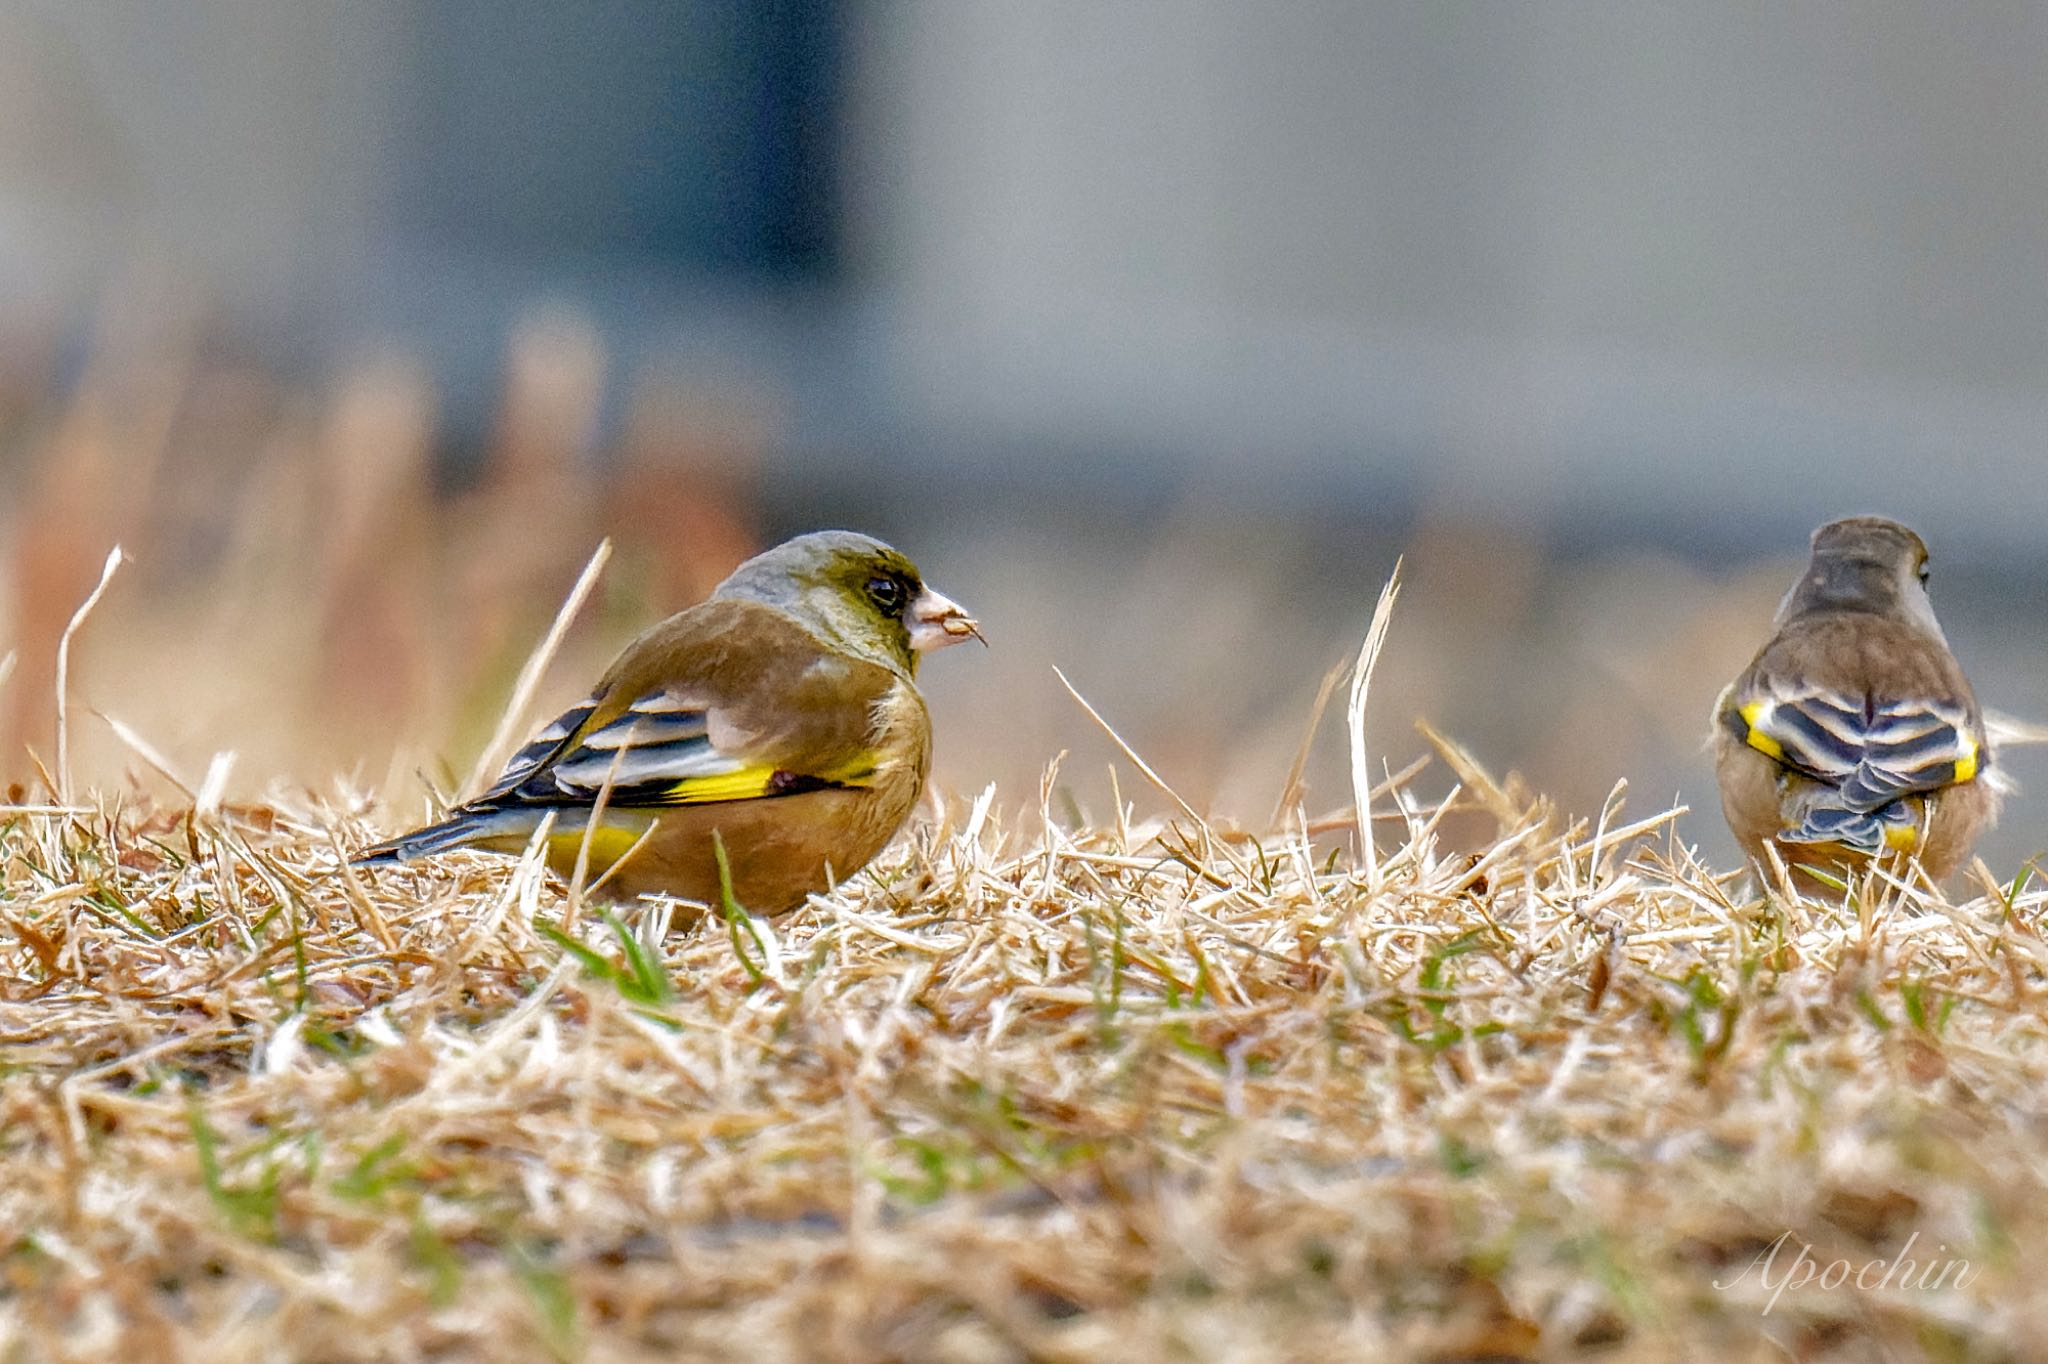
[{"x1": 907, "y1": 586, "x2": 984, "y2": 652}]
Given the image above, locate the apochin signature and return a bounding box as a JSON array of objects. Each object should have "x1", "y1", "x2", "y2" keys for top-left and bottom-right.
[{"x1": 1714, "y1": 1230, "x2": 1976, "y2": 1315}]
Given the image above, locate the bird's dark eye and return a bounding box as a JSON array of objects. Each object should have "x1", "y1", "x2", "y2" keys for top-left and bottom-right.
[
  {"x1": 1917, "y1": 560, "x2": 1931, "y2": 586},
  {"x1": 866, "y1": 575, "x2": 908, "y2": 617}
]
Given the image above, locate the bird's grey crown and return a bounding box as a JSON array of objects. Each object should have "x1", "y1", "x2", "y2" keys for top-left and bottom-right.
[{"x1": 712, "y1": 530, "x2": 903, "y2": 609}]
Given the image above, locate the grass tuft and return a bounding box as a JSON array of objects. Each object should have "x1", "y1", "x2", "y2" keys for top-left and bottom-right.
[{"x1": 3, "y1": 744, "x2": 2044, "y2": 1358}]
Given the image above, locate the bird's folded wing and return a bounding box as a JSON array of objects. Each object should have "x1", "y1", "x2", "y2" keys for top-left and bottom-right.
[
  {"x1": 482, "y1": 698, "x2": 599, "y2": 798},
  {"x1": 1725, "y1": 681, "x2": 1982, "y2": 812},
  {"x1": 480, "y1": 686, "x2": 873, "y2": 809}
]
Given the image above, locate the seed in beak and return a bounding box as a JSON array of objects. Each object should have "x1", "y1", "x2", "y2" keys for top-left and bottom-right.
[{"x1": 908, "y1": 588, "x2": 984, "y2": 652}]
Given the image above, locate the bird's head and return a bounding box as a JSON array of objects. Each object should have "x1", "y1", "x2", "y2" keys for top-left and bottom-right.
[
  {"x1": 714, "y1": 530, "x2": 982, "y2": 677},
  {"x1": 1778, "y1": 515, "x2": 1943, "y2": 640}
]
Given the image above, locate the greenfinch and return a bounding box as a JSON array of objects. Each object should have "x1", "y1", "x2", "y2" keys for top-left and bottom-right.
[
  {"x1": 1714, "y1": 516, "x2": 1999, "y2": 884},
  {"x1": 359, "y1": 531, "x2": 980, "y2": 909}
]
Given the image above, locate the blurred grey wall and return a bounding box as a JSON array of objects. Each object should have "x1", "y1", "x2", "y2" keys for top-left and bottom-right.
[
  {"x1": 849, "y1": 2, "x2": 2048, "y2": 545},
  {"x1": 3, "y1": 1, "x2": 2046, "y2": 545},
  {"x1": 0, "y1": 2, "x2": 399, "y2": 312}
]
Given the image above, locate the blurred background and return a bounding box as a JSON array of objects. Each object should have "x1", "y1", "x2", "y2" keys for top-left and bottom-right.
[{"x1": 0, "y1": 1, "x2": 2042, "y2": 868}]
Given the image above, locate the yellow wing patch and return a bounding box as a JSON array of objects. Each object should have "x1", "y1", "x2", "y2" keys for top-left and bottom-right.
[
  {"x1": 653, "y1": 753, "x2": 879, "y2": 806},
  {"x1": 662, "y1": 766, "x2": 786, "y2": 804},
  {"x1": 1738, "y1": 699, "x2": 1785, "y2": 761},
  {"x1": 1954, "y1": 737, "x2": 1979, "y2": 784}
]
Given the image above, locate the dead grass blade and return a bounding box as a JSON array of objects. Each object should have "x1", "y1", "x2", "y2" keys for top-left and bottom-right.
[
  {"x1": 462, "y1": 537, "x2": 613, "y2": 798},
  {"x1": 1271, "y1": 655, "x2": 1350, "y2": 826},
  {"x1": 1346, "y1": 560, "x2": 1402, "y2": 883},
  {"x1": 54, "y1": 545, "x2": 123, "y2": 804},
  {"x1": 1053, "y1": 664, "x2": 1206, "y2": 832}
]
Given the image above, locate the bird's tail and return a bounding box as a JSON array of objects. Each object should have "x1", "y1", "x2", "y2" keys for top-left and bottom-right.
[
  {"x1": 1781, "y1": 801, "x2": 1916, "y2": 855},
  {"x1": 353, "y1": 810, "x2": 518, "y2": 868}
]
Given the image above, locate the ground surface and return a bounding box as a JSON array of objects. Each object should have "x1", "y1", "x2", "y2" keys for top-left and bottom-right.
[{"x1": 2, "y1": 749, "x2": 2043, "y2": 1362}]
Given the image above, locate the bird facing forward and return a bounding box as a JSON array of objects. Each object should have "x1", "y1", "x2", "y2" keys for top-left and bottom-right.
[
  {"x1": 1714, "y1": 516, "x2": 1998, "y2": 884},
  {"x1": 358, "y1": 531, "x2": 981, "y2": 909}
]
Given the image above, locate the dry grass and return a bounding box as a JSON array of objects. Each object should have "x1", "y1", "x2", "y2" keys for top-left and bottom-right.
[{"x1": 5, "y1": 665, "x2": 2047, "y2": 1362}]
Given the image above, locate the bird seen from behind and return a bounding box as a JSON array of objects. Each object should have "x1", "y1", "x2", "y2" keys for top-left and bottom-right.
[{"x1": 1714, "y1": 515, "x2": 1999, "y2": 885}]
